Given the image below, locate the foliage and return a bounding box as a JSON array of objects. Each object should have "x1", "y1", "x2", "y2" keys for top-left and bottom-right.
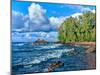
[{"x1": 58, "y1": 11, "x2": 96, "y2": 42}]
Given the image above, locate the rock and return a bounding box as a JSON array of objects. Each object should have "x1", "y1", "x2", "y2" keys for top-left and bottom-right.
[
  {"x1": 86, "y1": 46, "x2": 96, "y2": 53},
  {"x1": 48, "y1": 61, "x2": 64, "y2": 72},
  {"x1": 34, "y1": 39, "x2": 48, "y2": 44}
]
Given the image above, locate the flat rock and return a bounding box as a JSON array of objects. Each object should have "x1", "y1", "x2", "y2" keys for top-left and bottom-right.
[{"x1": 86, "y1": 46, "x2": 96, "y2": 53}]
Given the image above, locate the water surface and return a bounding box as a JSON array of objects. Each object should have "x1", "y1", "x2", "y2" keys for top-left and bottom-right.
[{"x1": 12, "y1": 42, "x2": 94, "y2": 74}]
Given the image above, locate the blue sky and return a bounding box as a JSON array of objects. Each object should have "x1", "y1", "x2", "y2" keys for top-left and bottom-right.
[
  {"x1": 12, "y1": 0, "x2": 96, "y2": 17},
  {"x1": 12, "y1": 0, "x2": 96, "y2": 42}
]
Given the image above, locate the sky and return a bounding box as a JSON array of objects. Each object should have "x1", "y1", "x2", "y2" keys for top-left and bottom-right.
[{"x1": 12, "y1": 0, "x2": 96, "y2": 42}]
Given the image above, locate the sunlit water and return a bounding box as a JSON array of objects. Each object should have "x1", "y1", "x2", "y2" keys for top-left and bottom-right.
[{"x1": 12, "y1": 42, "x2": 92, "y2": 74}]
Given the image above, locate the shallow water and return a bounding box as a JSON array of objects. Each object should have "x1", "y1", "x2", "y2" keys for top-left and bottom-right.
[{"x1": 12, "y1": 42, "x2": 95, "y2": 74}]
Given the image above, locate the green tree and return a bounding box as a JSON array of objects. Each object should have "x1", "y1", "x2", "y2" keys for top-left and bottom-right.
[{"x1": 58, "y1": 11, "x2": 96, "y2": 42}]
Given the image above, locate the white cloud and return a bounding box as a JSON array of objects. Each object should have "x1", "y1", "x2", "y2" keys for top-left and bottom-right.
[
  {"x1": 79, "y1": 6, "x2": 91, "y2": 12},
  {"x1": 68, "y1": 5, "x2": 93, "y2": 12},
  {"x1": 70, "y1": 9, "x2": 95, "y2": 18},
  {"x1": 49, "y1": 17, "x2": 67, "y2": 28},
  {"x1": 45, "y1": 32, "x2": 58, "y2": 42},
  {"x1": 77, "y1": 6, "x2": 96, "y2": 13},
  {"x1": 12, "y1": 32, "x2": 58, "y2": 42},
  {"x1": 12, "y1": 3, "x2": 95, "y2": 32},
  {"x1": 71, "y1": 13, "x2": 82, "y2": 17},
  {"x1": 28, "y1": 3, "x2": 47, "y2": 24},
  {"x1": 91, "y1": 10, "x2": 96, "y2": 13},
  {"x1": 12, "y1": 11, "x2": 24, "y2": 29},
  {"x1": 27, "y1": 3, "x2": 56, "y2": 32},
  {"x1": 12, "y1": 3, "x2": 55, "y2": 32},
  {"x1": 12, "y1": 11, "x2": 28, "y2": 31}
]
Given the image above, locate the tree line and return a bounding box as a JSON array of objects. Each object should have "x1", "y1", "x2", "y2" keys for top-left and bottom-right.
[{"x1": 58, "y1": 11, "x2": 96, "y2": 43}]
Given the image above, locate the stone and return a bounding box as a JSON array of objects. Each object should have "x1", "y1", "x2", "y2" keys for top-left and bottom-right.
[{"x1": 48, "y1": 61, "x2": 64, "y2": 72}]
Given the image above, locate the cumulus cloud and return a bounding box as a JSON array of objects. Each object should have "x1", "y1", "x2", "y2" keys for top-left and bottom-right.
[
  {"x1": 12, "y1": 11, "x2": 25, "y2": 30},
  {"x1": 12, "y1": 3, "x2": 95, "y2": 32},
  {"x1": 12, "y1": 3, "x2": 60, "y2": 42},
  {"x1": 27, "y1": 3, "x2": 57, "y2": 32},
  {"x1": 12, "y1": 11, "x2": 29, "y2": 32},
  {"x1": 49, "y1": 17, "x2": 67, "y2": 28},
  {"x1": 28, "y1": 3, "x2": 47, "y2": 24},
  {"x1": 12, "y1": 3, "x2": 67, "y2": 32}
]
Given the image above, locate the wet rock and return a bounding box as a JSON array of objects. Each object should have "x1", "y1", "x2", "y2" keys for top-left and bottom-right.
[
  {"x1": 48, "y1": 61, "x2": 64, "y2": 72},
  {"x1": 86, "y1": 46, "x2": 96, "y2": 53}
]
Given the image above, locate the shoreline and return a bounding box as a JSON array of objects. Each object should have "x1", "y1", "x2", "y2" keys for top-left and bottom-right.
[
  {"x1": 63, "y1": 42, "x2": 96, "y2": 46},
  {"x1": 60, "y1": 42, "x2": 96, "y2": 53},
  {"x1": 12, "y1": 42, "x2": 96, "y2": 74},
  {"x1": 65, "y1": 42, "x2": 96, "y2": 68}
]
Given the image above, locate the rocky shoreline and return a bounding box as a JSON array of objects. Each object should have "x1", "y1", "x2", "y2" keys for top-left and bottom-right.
[
  {"x1": 63, "y1": 42, "x2": 96, "y2": 53},
  {"x1": 47, "y1": 42, "x2": 96, "y2": 71}
]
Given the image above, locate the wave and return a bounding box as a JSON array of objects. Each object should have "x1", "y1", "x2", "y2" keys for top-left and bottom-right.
[
  {"x1": 28, "y1": 48, "x2": 75, "y2": 64},
  {"x1": 12, "y1": 43, "x2": 76, "y2": 66},
  {"x1": 34, "y1": 44, "x2": 62, "y2": 50},
  {"x1": 13, "y1": 43, "x2": 25, "y2": 46},
  {"x1": 13, "y1": 48, "x2": 75, "y2": 66}
]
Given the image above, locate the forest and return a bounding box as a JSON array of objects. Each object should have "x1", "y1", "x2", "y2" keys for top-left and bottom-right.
[{"x1": 58, "y1": 11, "x2": 96, "y2": 43}]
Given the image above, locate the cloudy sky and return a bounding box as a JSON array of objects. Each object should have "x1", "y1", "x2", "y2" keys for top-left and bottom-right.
[{"x1": 12, "y1": 0, "x2": 96, "y2": 42}]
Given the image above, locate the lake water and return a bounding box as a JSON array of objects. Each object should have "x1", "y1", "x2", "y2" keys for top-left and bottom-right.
[{"x1": 12, "y1": 42, "x2": 94, "y2": 74}]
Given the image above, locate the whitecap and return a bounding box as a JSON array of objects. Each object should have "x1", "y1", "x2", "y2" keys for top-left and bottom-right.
[
  {"x1": 29, "y1": 59, "x2": 41, "y2": 64},
  {"x1": 24, "y1": 64, "x2": 32, "y2": 68},
  {"x1": 39, "y1": 44, "x2": 62, "y2": 49},
  {"x1": 28, "y1": 48, "x2": 75, "y2": 64},
  {"x1": 14, "y1": 43, "x2": 24, "y2": 46}
]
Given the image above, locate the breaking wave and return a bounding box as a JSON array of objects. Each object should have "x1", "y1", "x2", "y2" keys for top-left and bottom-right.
[{"x1": 12, "y1": 42, "x2": 75, "y2": 65}]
